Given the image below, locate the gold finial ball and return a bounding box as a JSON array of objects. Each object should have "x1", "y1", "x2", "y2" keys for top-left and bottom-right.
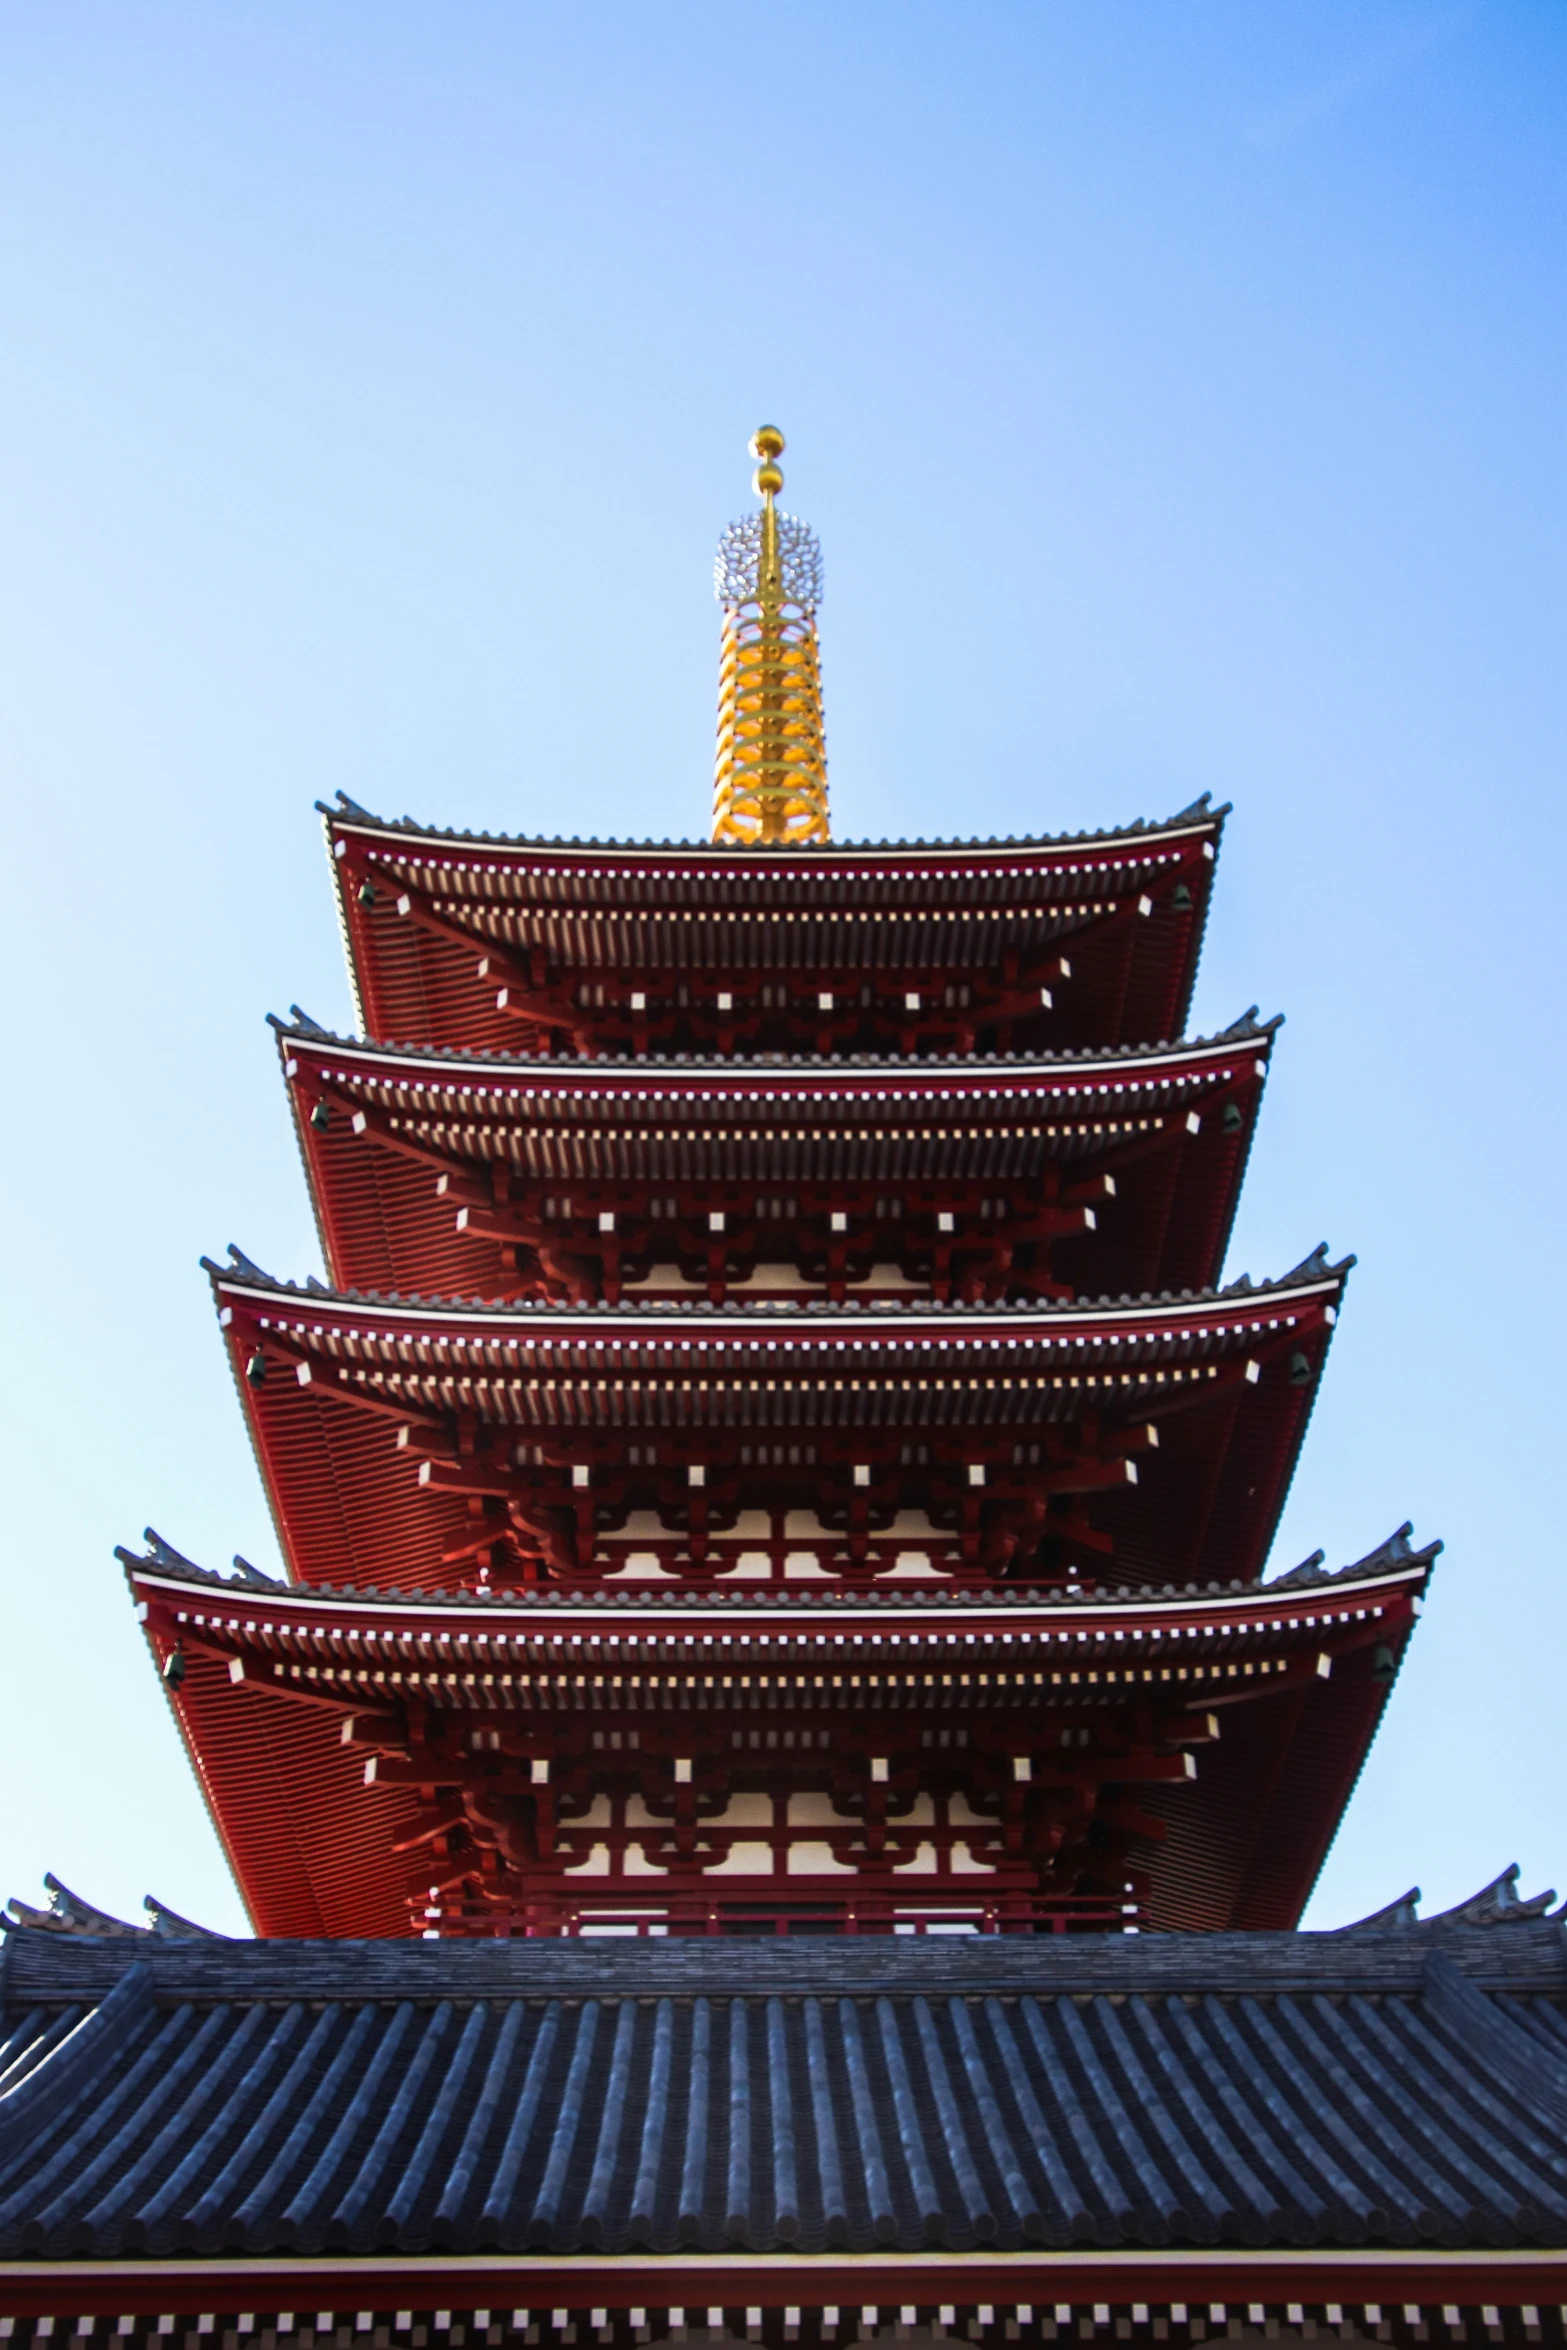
[
  {"x1": 750, "y1": 424, "x2": 785, "y2": 461},
  {"x1": 753, "y1": 461, "x2": 784, "y2": 497}
]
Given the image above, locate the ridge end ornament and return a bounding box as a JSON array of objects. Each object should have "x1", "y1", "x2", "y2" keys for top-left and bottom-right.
[{"x1": 711, "y1": 425, "x2": 830, "y2": 846}]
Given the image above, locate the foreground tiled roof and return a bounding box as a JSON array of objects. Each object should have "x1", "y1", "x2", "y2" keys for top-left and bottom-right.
[{"x1": 2, "y1": 1889, "x2": 1565, "y2": 2260}]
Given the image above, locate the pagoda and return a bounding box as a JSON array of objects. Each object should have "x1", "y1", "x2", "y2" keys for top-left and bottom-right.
[
  {"x1": 126, "y1": 427, "x2": 1430, "y2": 1943},
  {"x1": 15, "y1": 425, "x2": 1567, "y2": 2350}
]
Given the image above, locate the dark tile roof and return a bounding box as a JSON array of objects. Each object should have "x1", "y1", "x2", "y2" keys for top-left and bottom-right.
[
  {"x1": 203, "y1": 1241, "x2": 1352, "y2": 1323},
  {"x1": 318, "y1": 793, "x2": 1230, "y2": 860},
  {"x1": 268, "y1": 1005, "x2": 1283, "y2": 1073},
  {"x1": 1333, "y1": 1865, "x2": 1560, "y2": 1936},
  {"x1": 4, "y1": 1874, "x2": 229, "y2": 1942},
  {"x1": 117, "y1": 1518, "x2": 1438, "y2": 1618},
  {"x1": 3, "y1": 1903, "x2": 1566, "y2": 2260}
]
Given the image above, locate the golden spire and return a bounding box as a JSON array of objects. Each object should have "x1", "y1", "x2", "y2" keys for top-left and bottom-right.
[{"x1": 711, "y1": 426, "x2": 829, "y2": 845}]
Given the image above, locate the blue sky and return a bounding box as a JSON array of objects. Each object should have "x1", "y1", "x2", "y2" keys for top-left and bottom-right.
[{"x1": 1, "y1": 3, "x2": 1562, "y2": 1935}]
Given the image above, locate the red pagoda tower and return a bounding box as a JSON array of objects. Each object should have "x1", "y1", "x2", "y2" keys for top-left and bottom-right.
[{"x1": 128, "y1": 426, "x2": 1430, "y2": 1942}]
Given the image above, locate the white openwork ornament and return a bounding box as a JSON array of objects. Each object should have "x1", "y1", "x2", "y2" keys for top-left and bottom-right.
[{"x1": 714, "y1": 510, "x2": 824, "y2": 610}]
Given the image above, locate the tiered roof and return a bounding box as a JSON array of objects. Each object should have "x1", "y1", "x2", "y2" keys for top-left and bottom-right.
[
  {"x1": 322, "y1": 797, "x2": 1225, "y2": 1060},
  {"x1": 123, "y1": 1528, "x2": 1433, "y2": 1938},
  {"x1": 102, "y1": 448, "x2": 1429, "y2": 1950},
  {"x1": 277, "y1": 1013, "x2": 1276, "y2": 1306},
  {"x1": 209, "y1": 1250, "x2": 1346, "y2": 1597},
  {"x1": 169, "y1": 762, "x2": 1395, "y2": 1941}
]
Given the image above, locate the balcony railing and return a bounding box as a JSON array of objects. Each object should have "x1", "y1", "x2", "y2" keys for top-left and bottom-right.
[{"x1": 419, "y1": 1891, "x2": 1148, "y2": 1939}]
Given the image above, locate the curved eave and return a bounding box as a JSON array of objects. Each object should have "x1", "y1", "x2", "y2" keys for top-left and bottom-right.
[
  {"x1": 135, "y1": 1611, "x2": 417, "y2": 1939},
  {"x1": 210, "y1": 1256, "x2": 1346, "y2": 1339},
  {"x1": 206, "y1": 1261, "x2": 1346, "y2": 1598},
  {"x1": 274, "y1": 1017, "x2": 1279, "y2": 1090},
  {"x1": 126, "y1": 1545, "x2": 1429, "y2": 1941},
  {"x1": 323, "y1": 806, "x2": 1224, "y2": 1062},
  {"x1": 278, "y1": 1021, "x2": 1277, "y2": 1303},
  {"x1": 319, "y1": 795, "x2": 1229, "y2": 865},
  {"x1": 126, "y1": 1546, "x2": 1431, "y2": 1648}
]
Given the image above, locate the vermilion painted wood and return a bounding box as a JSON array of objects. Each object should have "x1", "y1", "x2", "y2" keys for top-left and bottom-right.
[
  {"x1": 3, "y1": 2250, "x2": 1565, "y2": 2318},
  {"x1": 277, "y1": 1019, "x2": 1274, "y2": 1308},
  {"x1": 127, "y1": 1542, "x2": 1429, "y2": 1939},
  {"x1": 145, "y1": 791, "x2": 1418, "y2": 1951},
  {"x1": 208, "y1": 1261, "x2": 1345, "y2": 1598},
  {"x1": 322, "y1": 802, "x2": 1224, "y2": 1062}
]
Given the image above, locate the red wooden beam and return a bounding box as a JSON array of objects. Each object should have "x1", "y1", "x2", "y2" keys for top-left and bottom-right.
[{"x1": 7, "y1": 2246, "x2": 1566, "y2": 2320}]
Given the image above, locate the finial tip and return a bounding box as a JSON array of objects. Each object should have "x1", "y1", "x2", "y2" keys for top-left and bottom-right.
[{"x1": 750, "y1": 424, "x2": 785, "y2": 500}]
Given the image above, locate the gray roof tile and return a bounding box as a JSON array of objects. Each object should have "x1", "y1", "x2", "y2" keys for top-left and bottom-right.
[{"x1": 2, "y1": 1920, "x2": 1566, "y2": 2257}]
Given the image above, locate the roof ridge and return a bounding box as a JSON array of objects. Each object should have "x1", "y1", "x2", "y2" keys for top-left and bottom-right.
[
  {"x1": 119, "y1": 1534, "x2": 1434, "y2": 1613},
  {"x1": 205, "y1": 1247, "x2": 1351, "y2": 1317},
  {"x1": 4, "y1": 1902, "x2": 1557, "y2": 1975},
  {"x1": 267, "y1": 1015, "x2": 1283, "y2": 1071},
  {"x1": 1268, "y1": 1522, "x2": 1442, "y2": 1590},
  {"x1": 317, "y1": 789, "x2": 1229, "y2": 858}
]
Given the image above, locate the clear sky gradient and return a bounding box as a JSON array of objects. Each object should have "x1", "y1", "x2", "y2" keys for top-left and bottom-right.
[{"x1": 1, "y1": 3, "x2": 1562, "y2": 1935}]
